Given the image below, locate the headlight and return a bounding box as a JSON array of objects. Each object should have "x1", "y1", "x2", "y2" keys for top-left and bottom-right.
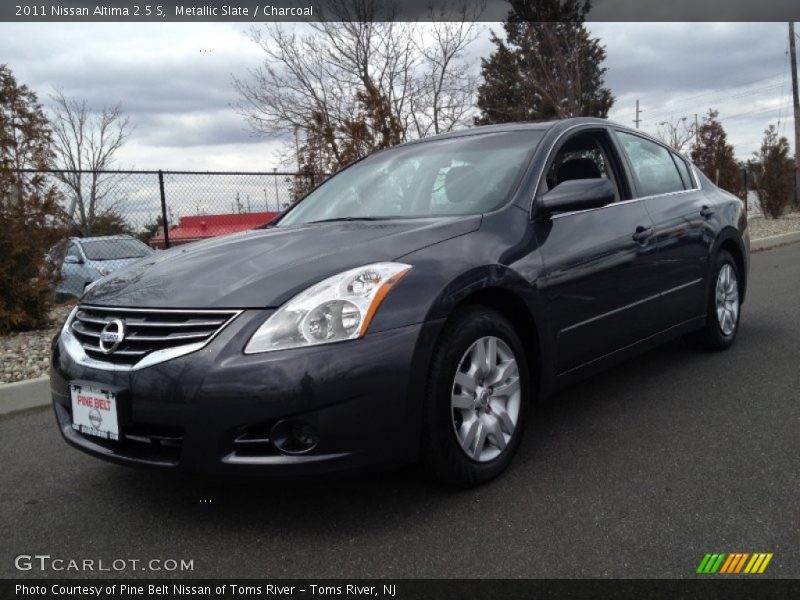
[
  {"x1": 94, "y1": 265, "x2": 110, "y2": 277},
  {"x1": 244, "y1": 262, "x2": 412, "y2": 354}
]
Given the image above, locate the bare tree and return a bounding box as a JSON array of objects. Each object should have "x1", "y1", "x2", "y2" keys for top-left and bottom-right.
[
  {"x1": 655, "y1": 117, "x2": 695, "y2": 153},
  {"x1": 233, "y1": 0, "x2": 482, "y2": 174},
  {"x1": 49, "y1": 90, "x2": 132, "y2": 235},
  {"x1": 409, "y1": 5, "x2": 483, "y2": 136}
]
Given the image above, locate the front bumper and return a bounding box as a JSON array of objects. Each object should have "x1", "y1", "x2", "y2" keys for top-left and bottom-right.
[{"x1": 50, "y1": 310, "x2": 441, "y2": 477}]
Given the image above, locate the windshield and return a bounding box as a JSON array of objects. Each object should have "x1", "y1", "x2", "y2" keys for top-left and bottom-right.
[
  {"x1": 81, "y1": 238, "x2": 153, "y2": 261},
  {"x1": 278, "y1": 131, "x2": 543, "y2": 226}
]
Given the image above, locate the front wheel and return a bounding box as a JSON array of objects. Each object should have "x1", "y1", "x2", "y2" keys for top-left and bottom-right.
[
  {"x1": 684, "y1": 249, "x2": 741, "y2": 351},
  {"x1": 422, "y1": 306, "x2": 530, "y2": 486}
]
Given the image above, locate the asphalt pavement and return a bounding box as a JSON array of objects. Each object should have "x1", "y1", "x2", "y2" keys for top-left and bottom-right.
[{"x1": 1, "y1": 243, "x2": 799, "y2": 579}]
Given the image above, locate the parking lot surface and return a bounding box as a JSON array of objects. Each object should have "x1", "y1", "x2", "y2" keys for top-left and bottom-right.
[{"x1": 1, "y1": 244, "x2": 798, "y2": 579}]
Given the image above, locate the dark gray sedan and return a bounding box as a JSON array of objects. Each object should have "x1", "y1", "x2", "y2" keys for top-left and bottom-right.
[{"x1": 50, "y1": 118, "x2": 748, "y2": 485}]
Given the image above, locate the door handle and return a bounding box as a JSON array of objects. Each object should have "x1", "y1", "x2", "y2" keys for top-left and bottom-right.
[
  {"x1": 700, "y1": 205, "x2": 715, "y2": 218},
  {"x1": 632, "y1": 225, "x2": 654, "y2": 243}
]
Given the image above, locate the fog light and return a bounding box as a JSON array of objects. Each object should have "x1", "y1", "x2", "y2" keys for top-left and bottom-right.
[{"x1": 270, "y1": 419, "x2": 319, "y2": 455}]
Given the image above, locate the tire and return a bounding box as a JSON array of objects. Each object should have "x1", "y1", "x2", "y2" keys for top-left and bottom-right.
[
  {"x1": 683, "y1": 249, "x2": 741, "y2": 351},
  {"x1": 421, "y1": 305, "x2": 530, "y2": 486}
]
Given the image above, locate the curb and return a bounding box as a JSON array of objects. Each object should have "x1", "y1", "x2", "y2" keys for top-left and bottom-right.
[
  {"x1": 750, "y1": 231, "x2": 800, "y2": 252},
  {"x1": 0, "y1": 376, "x2": 50, "y2": 416}
]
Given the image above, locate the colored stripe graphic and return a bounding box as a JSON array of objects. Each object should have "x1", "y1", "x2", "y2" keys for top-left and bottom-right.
[
  {"x1": 720, "y1": 552, "x2": 741, "y2": 573},
  {"x1": 759, "y1": 554, "x2": 774, "y2": 573},
  {"x1": 733, "y1": 553, "x2": 749, "y2": 573},
  {"x1": 698, "y1": 552, "x2": 773, "y2": 574},
  {"x1": 745, "y1": 554, "x2": 761, "y2": 573},
  {"x1": 719, "y1": 554, "x2": 736, "y2": 573},
  {"x1": 697, "y1": 553, "x2": 726, "y2": 573},
  {"x1": 719, "y1": 553, "x2": 737, "y2": 573},
  {"x1": 744, "y1": 553, "x2": 774, "y2": 574},
  {"x1": 696, "y1": 554, "x2": 713, "y2": 573}
]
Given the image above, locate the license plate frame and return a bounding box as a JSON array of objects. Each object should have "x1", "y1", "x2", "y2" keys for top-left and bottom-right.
[{"x1": 69, "y1": 383, "x2": 120, "y2": 441}]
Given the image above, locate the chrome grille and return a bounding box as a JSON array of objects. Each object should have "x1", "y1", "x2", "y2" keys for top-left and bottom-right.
[{"x1": 69, "y1": 305, "x2": 239, "y2": 367}]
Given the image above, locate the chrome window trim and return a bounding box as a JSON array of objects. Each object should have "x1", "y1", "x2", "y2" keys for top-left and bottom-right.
[
  {"x1": 550, "y1": 187, "x2": 704, "y2": 220},
  {"x1": 59, "y1": 306, "x2": 242, "y2": 372}
]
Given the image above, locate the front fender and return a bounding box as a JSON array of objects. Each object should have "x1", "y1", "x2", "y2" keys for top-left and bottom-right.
[{"x1": 366, "y1": 213, "x2": 553, "y2": 395}]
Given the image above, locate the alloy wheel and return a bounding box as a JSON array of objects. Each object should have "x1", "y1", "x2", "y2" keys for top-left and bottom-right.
[
  {"x1": 450, "y1": 336, "x2": 521, "y2": 463},
  {"x1": 715, "y1": 263, "x2": 739, "y2": 336}
]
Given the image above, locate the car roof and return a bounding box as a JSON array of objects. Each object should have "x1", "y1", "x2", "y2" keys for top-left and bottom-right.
[
  {"x1": 397, "y1": 117, "x2": 697, "y2": 162},
  {"x1": 398, "y1": 117, "x2": 613, "y2": 146},
  {"x1": 72, "y1": 235, "x2": 137, "y2": 243}
]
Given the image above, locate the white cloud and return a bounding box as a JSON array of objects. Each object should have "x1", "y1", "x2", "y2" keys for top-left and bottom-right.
[
  {"x1": 591, "y1": 22, "x2": 795, "y2": 158},
  {"x1": 0, "y1": 20, "x2": 795, "y2": 168}
]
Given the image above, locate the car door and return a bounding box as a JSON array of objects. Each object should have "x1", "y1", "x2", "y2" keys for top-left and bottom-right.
[
  {"x1": 60, "y1": 242, "x2": 86, "y2": 298},
  {"x1": 612, "y1": 130, "x2": 710, "y2": 329},
  {"x1": 533, "y1": 127, "x2": 662, "y2": 374}
]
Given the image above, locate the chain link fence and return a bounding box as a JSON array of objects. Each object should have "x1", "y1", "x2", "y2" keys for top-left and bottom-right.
[{"x1": 15, "y1": 168, "x2": 315, "y2": 298}]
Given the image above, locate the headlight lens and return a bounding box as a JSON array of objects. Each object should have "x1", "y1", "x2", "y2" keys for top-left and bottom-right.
[{"x1": 244, "y1": 262, "x2": 412, "y2": 354}]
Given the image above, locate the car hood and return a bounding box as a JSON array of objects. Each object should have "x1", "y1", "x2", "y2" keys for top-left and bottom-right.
[{"x1": 82, "y1": 216, "x2": 481, "y2": 308}]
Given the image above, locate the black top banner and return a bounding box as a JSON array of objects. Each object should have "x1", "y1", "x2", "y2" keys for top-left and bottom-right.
[{"x1": 2, "y1": 0, "x2": 800, "y2": 22}]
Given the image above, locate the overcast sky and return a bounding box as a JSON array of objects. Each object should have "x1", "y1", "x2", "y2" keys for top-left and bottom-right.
[{"x1": 0, "y1": 21, "x2": 795, "y2": 171}]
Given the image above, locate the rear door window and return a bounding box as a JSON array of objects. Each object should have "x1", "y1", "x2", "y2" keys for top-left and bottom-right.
[
  {"x1": 671, "y1": 153, "x2": 694, "y2": 189},
  {"x1": 614, "y1": 131, "x2": 686, "y2": 197}
]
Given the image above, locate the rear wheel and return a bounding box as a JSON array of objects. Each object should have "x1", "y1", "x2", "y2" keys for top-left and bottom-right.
[
  {"x1": 684, "y1": 250, "x2": 741, "y2": 350},
  {"x1": 422, "y1": 306, "x2": 529, "y2": 486}
]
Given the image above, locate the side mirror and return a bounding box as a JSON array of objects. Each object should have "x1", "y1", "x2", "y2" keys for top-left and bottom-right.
[
  {"x1": 539, "y1": 179, "x2": 616, "y2": 217},
  {"x1": 63, "y1": 255, "x2": 82, "y2": 264}
]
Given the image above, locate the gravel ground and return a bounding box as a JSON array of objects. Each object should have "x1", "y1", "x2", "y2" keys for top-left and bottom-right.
[
  {"x1": 1, "y1": 214, "x2": 798, "y2": 386},
  {"x1": 0, "y1": 303, "x2": 74, "y2": 384},
  {"x1": 748, "y1": 212, "x2": 800, "y2": 240}
]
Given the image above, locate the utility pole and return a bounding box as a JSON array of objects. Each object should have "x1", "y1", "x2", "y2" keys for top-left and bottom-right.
[
  {"x1": 789, "y1": 22, "x2": 800, "y2": 208},
  {"x1": 694, "y1": 113, "x2": 700, "y2": 145},
  {"x1": 294, "y1": 125, "x2": 300, "y2": 170},
  {"x1": 273, "y1": 167, "x2": 280, "y2": 211},
  {"x1": 633, "y1": 100, "x2": 642, "y2": 129}
]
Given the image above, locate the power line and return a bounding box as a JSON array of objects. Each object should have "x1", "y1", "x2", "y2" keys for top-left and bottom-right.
[
  {"x1": 719, "y1": 105, "x2": 785, "y2": 122},
  {"x1": 643, "y1": 80, "x2": 786, "y2": 124},
  {"x1": 659, "y1": 70, "x2": 784, "y2": 106},
  {"x1": 640, "y1": 71, "x2": 787, "y2": 122}
]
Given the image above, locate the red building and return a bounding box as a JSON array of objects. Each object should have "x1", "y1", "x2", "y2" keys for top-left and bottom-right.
[{"x1": 149, "y1": 212, "x2": 279, "y2": 249}]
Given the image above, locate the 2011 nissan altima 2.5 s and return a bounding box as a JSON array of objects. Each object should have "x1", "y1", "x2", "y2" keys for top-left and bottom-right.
[{"x1": 50, "y1": 118, "x2": 749, "y2": 485}]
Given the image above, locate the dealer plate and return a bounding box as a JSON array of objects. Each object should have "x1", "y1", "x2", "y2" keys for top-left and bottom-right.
[{"x1": 70, "y1": 383, "x2": 119, "y2": 441}]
